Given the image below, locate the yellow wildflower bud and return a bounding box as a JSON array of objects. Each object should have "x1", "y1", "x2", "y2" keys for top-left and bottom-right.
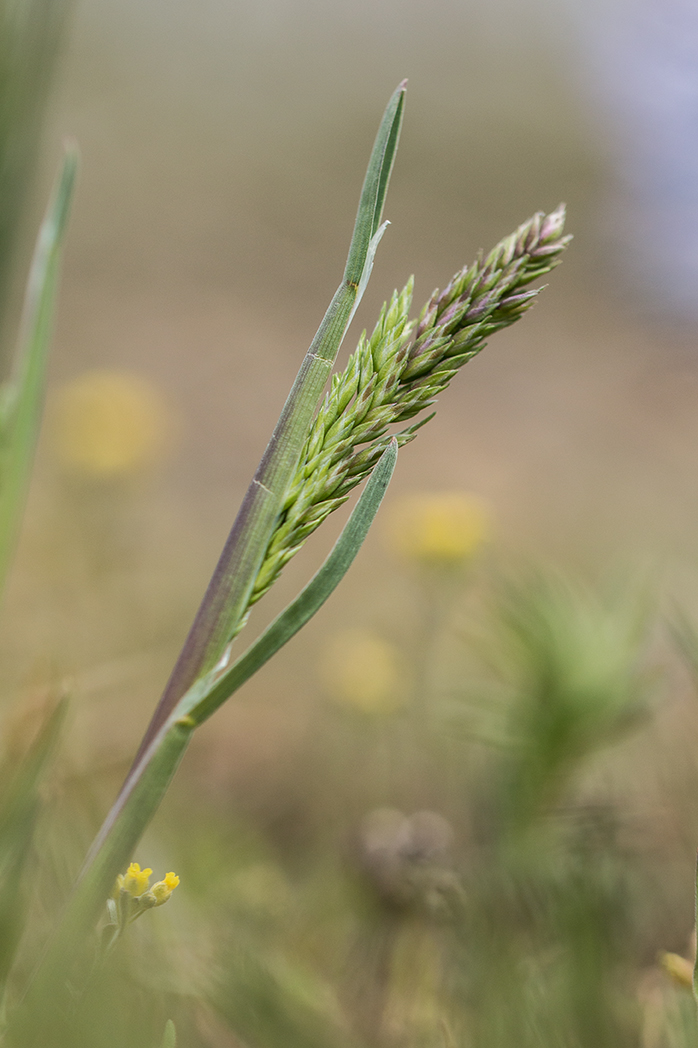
[
  {"x1": 149, "y1": 871, "x2": 180, "y2": 906},
  {"x1": 659, "y1": 950, "x2": 694, "y2": 989},
  {"x1": 385, "y1": 491, "x2": 491, "y2": 565},
  {"x1": 121, "y1": 862, "x2": 152, "y2": 897}
]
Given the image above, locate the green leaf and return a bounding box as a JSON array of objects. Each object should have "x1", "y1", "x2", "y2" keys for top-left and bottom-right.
[
  {"x1": 0, "y1": 147, "x2": 77, "y2": 598},
  {"x1": 84, "y1": 440, "x2": 396, "y2": 885},
  {"x1": 343, "y1": 77, "x2": 406, "y2": 287},
  {"x1": 0, "y1": 0, "x2": 72, "y2": 355}
]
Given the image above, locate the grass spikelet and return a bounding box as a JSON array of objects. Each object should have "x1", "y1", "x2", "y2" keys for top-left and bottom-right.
[{"x1": 250, "y1": 205, "x2": 570, "y2": 604}]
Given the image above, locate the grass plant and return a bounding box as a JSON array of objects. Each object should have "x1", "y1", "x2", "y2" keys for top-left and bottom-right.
[{"x1": 3, "y1": 38, "x2": 698, "y2": 1048}]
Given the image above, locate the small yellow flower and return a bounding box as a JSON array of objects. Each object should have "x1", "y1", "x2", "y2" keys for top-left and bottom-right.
[
  {"x1": 385, "y1": 491, "x2": 492, "y2": 566},
  {"x1": 108, "y1": 864, "x2": 180, "y2": 937},
  {"x1": 120, "y1": 862, "x2": 152, "y2": 897},
  {"x1": 148, "y1": 871, "x2": 180, "y2": 906},
  {"x1": 52, "y1": 370, "x2": 173, "y2": 478}
]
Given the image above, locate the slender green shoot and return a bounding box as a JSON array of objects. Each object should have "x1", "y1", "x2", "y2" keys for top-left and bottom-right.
[
  {"x1": 694, "y1": 850, "x2": 698, "y2": 1011},
  {"x1": 0, "y1": 698, "x2": 66, "y2": 1007},
  {"x1": 0, "y1": 147, "x2": 77, "y2": 598}
]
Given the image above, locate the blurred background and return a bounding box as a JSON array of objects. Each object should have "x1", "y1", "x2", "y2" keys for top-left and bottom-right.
[{"x1": 5, "y1": 0, "x2": 698, "y2": 1044}]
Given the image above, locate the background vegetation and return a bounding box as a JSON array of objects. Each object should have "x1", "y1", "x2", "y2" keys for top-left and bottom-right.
[{"x1": 3, "y1": 1, "x2": 698, "y2": 1044}]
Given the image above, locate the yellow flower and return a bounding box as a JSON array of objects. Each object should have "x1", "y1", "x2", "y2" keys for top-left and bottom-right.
[
  {"x1": 109, "y1": 865, "x2": 179, "y2": 932},
  {"x1": 385, "y1": 491, "x2": 492, "y2": 565},
  {"x1": 120, "y1": 862, "x2": 152, "y2": 897},
  {"x1": 319, "y1": 630, "x2": 404, "y2": 715},
  {"x1": 659, "y1": 950, "x2": 694, "y2": 989},
  {"x1": 52, "y1": 370, "x2": 172, "y2": 478},
  {"x1": 148, "y1": 871, "x2": 180, "y2": 906}
]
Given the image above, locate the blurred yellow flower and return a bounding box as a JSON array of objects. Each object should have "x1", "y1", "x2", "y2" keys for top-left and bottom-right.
[
  {"x1": 659, "y1": 950, "x2": 694, "y2": 990},
  {"x1": 52, "y1": 370, "x2": 172, "y2": 477},
  {"x1": 319, "y1": 629, "x2": 404, "y2": 714},
  {"x1": 385, "y1": 491, "x2": 492, "y2": 565}
]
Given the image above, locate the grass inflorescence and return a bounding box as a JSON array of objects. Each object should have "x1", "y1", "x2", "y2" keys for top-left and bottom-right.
[{"x1": 251, "y1": 206, "x2": 570, "y2": 604}]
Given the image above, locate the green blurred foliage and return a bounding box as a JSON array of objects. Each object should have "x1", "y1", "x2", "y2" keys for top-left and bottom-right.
[
  {"x1": 0, "y1": 0, "x2": 70, "y2": 364},
  {"x1": 4, "y1": 547, "x2": 698, "y2": 1048}
]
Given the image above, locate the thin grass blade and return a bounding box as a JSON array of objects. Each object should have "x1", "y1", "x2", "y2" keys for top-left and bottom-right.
[
  {"x1": 0, "y1": 147, "x2": 77, "y2": 598},
  {"x1": 0, "y1": 698, "x2": 67, "y2": 1001},
  {"x1": 0, "y1": 0, "x2": 72, "y2": 365}
]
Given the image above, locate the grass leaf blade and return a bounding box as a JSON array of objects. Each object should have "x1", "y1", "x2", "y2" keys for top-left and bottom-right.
[
  {"x1": 344, "y1": 79, "x2": 406, "y2": 285},
  {"x1": 0, "y1": 698, "x2": 67, "y2": 1001},
  {"x1": 0, "y1": 147, "x2": 77, "y2": 597}
]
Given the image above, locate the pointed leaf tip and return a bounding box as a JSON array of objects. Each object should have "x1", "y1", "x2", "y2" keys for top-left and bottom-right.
[{"x1": 344, "y1": 83, "x2": 406, "y2": 286}]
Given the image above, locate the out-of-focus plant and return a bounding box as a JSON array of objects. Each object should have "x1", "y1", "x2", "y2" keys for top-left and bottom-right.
[
  {"x1": 0, "y1": 150, "x2": 75, "y2": 594},
  {"x1": 488, "y1": 572, "x2": 650, "y2": 832},
  {"x1": 0, "y1": 0, "x2": 71, "y2": 362},
  {"x1": 327, "y1": 565, "x2": 654, "y2": 1048},
  {"x1": 0, "y1": 8, "x2": 76, "y2": 1032}
]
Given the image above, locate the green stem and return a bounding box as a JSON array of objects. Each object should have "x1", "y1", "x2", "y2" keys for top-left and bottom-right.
[{"x1": 693, "y1": 849, "x2": 698, "y2": 1011}]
